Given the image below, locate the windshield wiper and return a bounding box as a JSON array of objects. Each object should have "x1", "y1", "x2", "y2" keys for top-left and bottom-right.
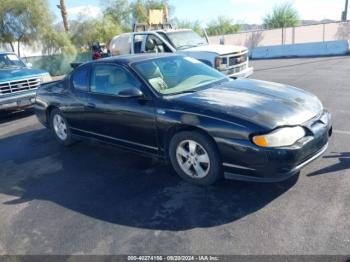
[
  {"x1": 0, "y1": 65, "x2": 20, "y2": 69},
  {"x1": 167, "y1": 90, "x2": 198, "y2": 96}
]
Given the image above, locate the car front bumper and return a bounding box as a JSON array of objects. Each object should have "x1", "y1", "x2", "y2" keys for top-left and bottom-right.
[
  {"x1": 218, "y1": 110, "x2": 332, "y2": 182},
  {"x1": 0, "y1": 91, "x2": 36, "y2": 111},
  {"x1": 221, "y1": 66, "x2": 254, "y2": 78}
]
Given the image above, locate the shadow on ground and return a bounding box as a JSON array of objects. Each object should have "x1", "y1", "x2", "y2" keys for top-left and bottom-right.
[
  {"x1": 0, "y1": 108, "x2": 34, "y2": 124},
  {"x1": 0, "y1": 129, "x2": 299, "y2": 231},
  {"x1": 307, "y1": 152, "x2": 350, "y2": 177}
]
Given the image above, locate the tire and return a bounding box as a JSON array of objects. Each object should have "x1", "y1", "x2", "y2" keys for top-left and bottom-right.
[
  {"x1": 50, "y1": 108, "x2": 74, "y2": 146},
  {"x1": 169, "y1": 131, "x2": 223, "y2": 186}
]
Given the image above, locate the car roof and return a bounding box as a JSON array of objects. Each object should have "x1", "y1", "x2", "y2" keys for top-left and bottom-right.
[{"x1": 92, "y1": 53, "x2": 181, "y2": 66}]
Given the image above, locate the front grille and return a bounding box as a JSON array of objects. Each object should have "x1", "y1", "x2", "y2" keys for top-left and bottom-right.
[
  {"x1": 229, "y1": 53, "x2": 248, "y2": 66},
  {"x1": 224, "y1": 64, "x2": 247, "y2": 75},
  {"x1": 0, "y1": 78, "x2": 40, "y2": 95}
]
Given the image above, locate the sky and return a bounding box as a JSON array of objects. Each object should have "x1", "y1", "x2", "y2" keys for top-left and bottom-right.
[{"x1": 49, "y1": 0, "x2": 346, "y2": 25}]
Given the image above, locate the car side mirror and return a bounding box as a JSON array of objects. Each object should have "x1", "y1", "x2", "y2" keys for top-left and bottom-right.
[
  {"x1": 26, "y1": 62, "x2": 32, "y2": 68},
  {"x1": 118, "y1": 87, "x2": 144, "y2": 98}
]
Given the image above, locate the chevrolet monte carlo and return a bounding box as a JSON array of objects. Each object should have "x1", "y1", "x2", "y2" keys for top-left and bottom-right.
[{"x1": 34, "y1": 54, "x2": 332, "y2": 186}]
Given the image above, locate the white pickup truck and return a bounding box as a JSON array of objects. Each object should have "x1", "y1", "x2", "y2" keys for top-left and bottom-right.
[{"x1": 109, "y1": 29, "x2": 253, "y2": 78}]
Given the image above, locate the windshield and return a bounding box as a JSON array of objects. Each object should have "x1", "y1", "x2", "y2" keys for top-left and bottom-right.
[
  {"x1": 0, "y1": 53, "x2": 26, "y2": 69},
  {"x1": 133, "y1": 56, "x2": 228, "y2": 95},
  {"x1": 167, "y1": 30, "x2": 207, "y2": 50}
]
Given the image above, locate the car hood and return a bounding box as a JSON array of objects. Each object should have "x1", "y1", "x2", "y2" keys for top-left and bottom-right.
[
  {"x1": 170, "y1": 79, "x2": 323, "y2": 130},
  {"x1": 184, "y1": 44, "x2": 247, "y2": 55},
  {"x1": 0, "y1": 67, "x2": 48, "y2": 82}
]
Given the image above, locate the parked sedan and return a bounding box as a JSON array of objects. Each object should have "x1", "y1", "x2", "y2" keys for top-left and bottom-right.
[{"x1": 34, "y1": 54, "x2": 332, "y2": 186}]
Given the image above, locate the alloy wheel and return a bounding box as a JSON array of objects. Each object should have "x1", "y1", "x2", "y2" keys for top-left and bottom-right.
[
  {"x1": 176, "y1": 139, "x2": 210, "y2": 179},
  {"x1": 53, "y1": 114, "x2": 68, "y2": 141}
]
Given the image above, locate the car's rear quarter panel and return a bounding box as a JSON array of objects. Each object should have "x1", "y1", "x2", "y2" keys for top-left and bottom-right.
[{"x1": 34, "y1": 80, "x2": 67, "y2": 127}]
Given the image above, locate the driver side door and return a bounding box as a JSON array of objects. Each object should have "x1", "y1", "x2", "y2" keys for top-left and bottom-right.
[{"x1": 82, "y1": 63, "x2": 159, "y2": 154}]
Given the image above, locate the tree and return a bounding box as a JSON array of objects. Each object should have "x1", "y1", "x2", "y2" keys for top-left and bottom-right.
[
  {"x1": 59, "y1": 0, "x2": 69, "y2": 32},
  {"x1": 70, "y1": 15, "x2": 122, "y2": 50},
  {"x1": 131, "y1": 0, "x2": 149, "y2": 24},
  {"x1": 41, "y1": 29, "x2": 76, "y2": 57},
  {"x1": 103, "y1": 0, "x2": 172, "y2": 29},
  {"x1": 0, "y1": 0, "x2": 52, "y2": 56},
  {"x1": 103, "y1": 0, "x2": 131, "y2": 30},
  {"x1": 206, "y1": 16, "x2": 240, "y2": 36},
  {"x1": 263, "y1": 2, "x2": 300, "y2": 29},
  {"x1": 172, "y1": 18, "x2": 203, "y2": 36}
]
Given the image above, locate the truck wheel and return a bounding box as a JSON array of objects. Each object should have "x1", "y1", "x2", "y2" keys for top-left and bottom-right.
[
  {"x1": 169, "y1": 131, "x2": 223, "y2": 186},
  {"x1": 50, "y1": 109, "x2": 73, "y2": 146}
]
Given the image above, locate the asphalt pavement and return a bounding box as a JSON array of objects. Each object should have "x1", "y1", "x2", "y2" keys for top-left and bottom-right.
[{"x1": 0, "y1": 56, "x2": 349, "y2": 255}]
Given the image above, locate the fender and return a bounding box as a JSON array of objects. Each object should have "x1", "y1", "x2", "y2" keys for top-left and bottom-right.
[{"x1": 154, "y1": 108, "x2": 268, "y2": 166}]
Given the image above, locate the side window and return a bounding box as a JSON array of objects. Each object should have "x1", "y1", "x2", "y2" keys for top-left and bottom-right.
[
  {"x1": 90, "y1": 64, "x2": 141, "y2": 96},
  {"x1": 145, "y1": 35, "x2": 171, "y2": 53},
  {"x1": 72, "y1": 66, "x2": 89, "y2": 91},
  {"x1": 133, "y1": 34, "x2": 146, "y2": 54}
]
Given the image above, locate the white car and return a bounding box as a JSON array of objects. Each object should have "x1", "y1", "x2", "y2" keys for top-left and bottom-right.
[{"x1": 110, "y1": 29, "x2": 253, "y2": 78}]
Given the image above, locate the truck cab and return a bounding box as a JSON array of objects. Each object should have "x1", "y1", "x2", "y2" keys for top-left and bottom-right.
[
  {"x1": 0, "y1": 52, "x2": 51, "y2": 111},
  {"x1": 110, "y1": 28, "x2": 253, "y2": 78}
]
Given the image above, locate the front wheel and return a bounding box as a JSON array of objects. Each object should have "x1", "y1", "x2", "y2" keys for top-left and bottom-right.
[
  {"x1": 169, "y1": 131, "x2": 223, "y2": 186},
  {"x1": 50, "y1": 109, "x2": 74, "y2": 146}
]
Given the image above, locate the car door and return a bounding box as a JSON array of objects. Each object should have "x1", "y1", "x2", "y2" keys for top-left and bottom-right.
[
  {"x1": 82, "y1": 63, "x2": 159, "y2": 154},
  {"x1": 63, "y1": 63, "x2": 92, "y2": 132}
]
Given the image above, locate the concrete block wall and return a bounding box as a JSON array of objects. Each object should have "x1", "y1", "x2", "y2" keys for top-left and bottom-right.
[{"x1": 250, "y1": 40, "x2": 349, "y2": 59}]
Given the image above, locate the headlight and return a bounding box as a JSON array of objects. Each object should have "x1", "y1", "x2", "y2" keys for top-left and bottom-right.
[
  {"x1": 215, "y1": 56, "x2": 228, "y2": 70},
  {"x1": 40, "y1": 74, "x2": 52, "y2": 84},
  {"x1": 252, "y1": 126, "x2": 306, "y2": 148}
]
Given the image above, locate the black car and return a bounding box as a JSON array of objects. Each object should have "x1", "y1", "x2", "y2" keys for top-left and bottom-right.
[{"x1": 35, "y1": 54, "x2": 332, "y2": 186}]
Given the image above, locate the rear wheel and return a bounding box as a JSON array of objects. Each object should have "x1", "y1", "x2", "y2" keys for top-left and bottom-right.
[
  {"x1": 50, "y1": 109, "x2": 73, "y2": 146},
  {"x1": 169, "y1": 131, "x2": 223, "y2": 186}
]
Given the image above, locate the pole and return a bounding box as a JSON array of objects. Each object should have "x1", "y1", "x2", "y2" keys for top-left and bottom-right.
[{"x1": 343, "y1": 0, "x2": 349, "y2": 21}]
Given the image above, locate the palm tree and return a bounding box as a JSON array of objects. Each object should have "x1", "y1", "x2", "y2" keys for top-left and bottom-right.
[{"x1": 58, "y1": 0, "x2": 69, "y2": 32}]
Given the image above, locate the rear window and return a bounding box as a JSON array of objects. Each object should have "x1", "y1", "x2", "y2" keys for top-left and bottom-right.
[{"x1": 110, "y1": 35, "x2": 131, "y2": 55}]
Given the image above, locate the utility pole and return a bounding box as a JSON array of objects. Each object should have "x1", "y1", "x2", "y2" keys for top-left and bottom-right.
[
  {"x1": 57, "y1": 0, "x2": 69, "y2": 32},
  {"x1": 342, "y1": 0, "x2": 349, "y2": 21}
]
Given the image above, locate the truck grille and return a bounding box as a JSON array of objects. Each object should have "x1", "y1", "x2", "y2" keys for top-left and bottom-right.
[
  {"x1": 229, "y1": 53, "x2": 248, "y2": 66},
  {"x1": 0, "y1": 78, "x2": 41, "y2": 95}
]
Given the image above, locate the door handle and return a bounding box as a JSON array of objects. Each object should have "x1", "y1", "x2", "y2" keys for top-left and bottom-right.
[{"x1": 86, "y1": 103, "x2": 96, "y2": 109}]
